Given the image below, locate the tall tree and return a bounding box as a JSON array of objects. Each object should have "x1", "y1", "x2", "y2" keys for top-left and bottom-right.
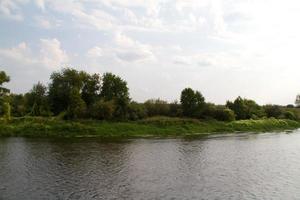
[
  {"x1": 25, "y1": 82, "x2": 51, "y2": 116},
  {"x1": 180, "y1": 88, "x2": 205, "y2": 118},
  {"x1": 81, "y1": 73, "x2": 101, "y2": 107},
  {"x1": 101, "y1": 73, "x2": 130, "y2": 119},
  {"x1": 0, "y1": 71, "x2": 11, "y2": 120},
  {"x1": 295, "y1": 95, "x2": 300, "y2": 107},
  {"x1": 0, "y1": 71, "x2": 10, "y2": 96},
  {"x1": 48, "y1": 68, "x2": 87, "y2": 115}
]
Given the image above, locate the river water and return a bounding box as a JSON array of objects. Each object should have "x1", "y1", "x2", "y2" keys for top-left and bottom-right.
[{"x1": 1, "y1": 131, "x2": 300, "y2": 200}]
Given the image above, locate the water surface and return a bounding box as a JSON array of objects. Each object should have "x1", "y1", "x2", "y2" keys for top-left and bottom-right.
[{"x1": 1, "y1": 131, "x2": 300, "y2": 199}]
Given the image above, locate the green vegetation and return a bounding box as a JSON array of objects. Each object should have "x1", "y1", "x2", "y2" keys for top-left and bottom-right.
[
  {"x1": 1, "y1": 68, "x2": 300, "y2": 138},
  {"x1": 0, "y1": 117, "x2": 299, "y2": 138}
]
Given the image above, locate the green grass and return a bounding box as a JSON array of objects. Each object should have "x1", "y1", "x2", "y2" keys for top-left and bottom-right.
[{"x1": 0, "y1": 116, "x2": 299, "y2": 138}]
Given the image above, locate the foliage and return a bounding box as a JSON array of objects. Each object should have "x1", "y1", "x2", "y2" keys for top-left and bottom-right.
[
  {"x1": 2, "y1": 102, "x2": 11, "y2": 121},
  {"x1": 90, "y1": 99, "x2": 115, "y2": 120},
  {"x1": 214, "y1": 108, "x2": 235, "y2": 122},
  {"x1": 101, "y1": 73, "x2": 130, "y2": 119},
  {"x1": 81, "y1": 73, "x2": 101, "y2": 107},
  {"x1": 180, "y1": 88, "x2": 205, "y2": 118},
  {"x1": 263, "y1": 105, "x2": 282, "y2": 118},
  {"x1": 128, "y1": 102, "x2": 147, "y2": 120},
  {"x1": 226, "y1": 97, "x2": 265, "y2": 120},
  {"x1": 144, "y1": 99, "x2": 170, "y2": 117},
  {"x1": 25, "y1": 82, "x2": 51, "y2": 116},
  {"x1": 48, "y1": 68, "x2": 89, "y2": 115},
  {"x1": 0, "y1": 71, "x2": 10, "y2": 95},
  {"x1": 295, "y1": 95, "x2": 300, "y2": 107},
  {"x1": 65, "y1": 88, "x2": 87, "y2": 119},
  {"x1": 9, "y1": 94, "x2": 26, "y2": 117},
  {"x1": 283, "y1": 111, "x2": 296, "y2": 120}
]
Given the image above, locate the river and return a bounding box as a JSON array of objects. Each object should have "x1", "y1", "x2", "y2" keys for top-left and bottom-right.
[{"x1": 1, "y1": 131, "x2": 300, "y2": 199}]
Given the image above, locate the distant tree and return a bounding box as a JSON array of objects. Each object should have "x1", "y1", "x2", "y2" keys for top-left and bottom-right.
[
  {"x1": 286, "y1": 104, "x2": 294, "y2": 108},
  {"x1": 48, "y1": 68, "x2": 88, "y2": 115},
  {"x1": 0, "y1": 71, "x2": 10, "y2": 96},
  {"x1": 66, "y1": 88, "x2": 87, "y2": 119},
  {"x1": 128, "y1": 102, "x2": 147, "y2": 120},
  {"x1": 180, "y1": 88, "x2": 205, "y2": 118},
  {"x1": 263, "y1": 105, "x2": 282, "y2": 118},
  {"x1": 101, "y1": 73, "x2": 130, "y2": 119},
  {"x1": 90, "y1": 99, "x2": 115, "y2": 120},
  {"x1": 284, "y1": 111, "x2": 296, "y2": 120},
  {"x1": 10, "y1": 94, "x2": 26, "y2": 117},
  {"x1": 226, "y1": 97, "x2": 247, "y2": 120},
  {"x1": 0, "y1": 71, "x2": 11, "y2": 119},
  {"x1": 295, "y1": 95, "x2": 300, "y2": 107},
  {"x1": 226, "y1": 97, "x2": 264, "y2": 120},
  {"x1": 81, "y1": 73, "x2": 101, "y2": 107},
  {"x1": 25, "y1": 82, "x2": 51, "y2": 116},
  {"x1": 169, "y1": 100, "x2": 182, "y2": 117},
  {"x1": 144, "y1": 99, "x2": 170, "y2": 117},
  {"x1": 214, "y1": 108, "x2": 235, "y2": 122}
]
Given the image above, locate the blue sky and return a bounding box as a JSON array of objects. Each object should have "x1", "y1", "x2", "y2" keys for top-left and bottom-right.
[{"x1": 1, "y1": 0, "x2": 300, "y2": 105}]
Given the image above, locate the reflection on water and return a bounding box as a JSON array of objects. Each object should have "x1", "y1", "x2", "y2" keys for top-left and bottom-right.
[{"x1": 1, "y1": 131, "x2": 300, "y2": 199}]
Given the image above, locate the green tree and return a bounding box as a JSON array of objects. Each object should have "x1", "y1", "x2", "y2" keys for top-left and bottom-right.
[
  {"x1": 144, "y1": 99, "x2": 170, "y2": 117},
  {"x1": 0, "y1": 71, "x2": 10, "y2": 96},
  {"x1": 214, "y1": 107, "x2": 235, "y2": 121},
  {"x1": 81, "y1": 73, "x2": 101, "y2": 107},
  {"x1": 90, "y1": 99, "x2": 115, "y2": 120},
  {"x1": 180, "y1": 88, "x2": 205, "y2": 118},
  {"x1": 127, "y1": 102, "x2": 147, "y2": 120},
  {"x1": 101, "y1": 73, "x2": 130, "y2": 119},
  {"x1": 295, "y1": 95, "x2": 300, "y2": 107},
  {"x1": 0, "y1": 71, "x2": 11, "y2": 119},
  {"x1": 10, "y1": 94, "x2": 26, "y2": 117},
  {"x1": 48, "y1": 68, "x2": 87, "y2": 115},
  {"x1": 2, "y1": 102, "x2": 11, "y2": 121},
  {"x1": 226, "y1": 97, "x2": 247, "y2": 120},
  {"x1": 263, "y1": 105, "x2": 282, "y2": 118},
  {"x1": 25, "y1": 82, "x2": 51, "y2": 116},
  {"x1": 66, "y1": 88, "x2": 87, "y2": 119}
]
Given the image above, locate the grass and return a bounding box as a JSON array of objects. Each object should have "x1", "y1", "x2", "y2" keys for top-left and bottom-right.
[{"x1": 0, "y1": 116, "x2": 299, "y2": 138}]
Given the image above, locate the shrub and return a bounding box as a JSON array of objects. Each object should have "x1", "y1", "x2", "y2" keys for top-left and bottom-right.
[
  {"x1": 90, "y1": 100, "x2": 115, "y2": 120},
  {"x1": 264, "y1": 105, "x2": 282, "y2": 118},
  {"x1": 144, "y1": 99, "x2": 170, "y2": 117},
  {"x1": 283, "y1": 111, "x2": 296, "y2": 120},
  {"x1": 214, "y1": 108, "x2": 235, "y2": 122},
  {"x1": 128, "y1": 102, "x2": 147, "y2": 120}
]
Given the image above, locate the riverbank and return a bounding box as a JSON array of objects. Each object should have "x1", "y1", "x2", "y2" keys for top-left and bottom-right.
[{"x1": 0, "y1": 117, "x2": 300, "y2": 138}]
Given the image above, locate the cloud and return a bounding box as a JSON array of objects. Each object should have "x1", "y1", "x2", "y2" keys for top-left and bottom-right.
[
  {"x1": 0, "y1": 38, "x2": 69, "y2": 70},
  {"x1": 39, "y1": 38, "x2": 69, "y2": 69},
  {"x1": 86, "y1": 32, "x2": 155, "y2": 63},
  {"x1": 0, "y1": 0, "x2": 25, "y2": 21},
  {"x1": 0, "y1": 38, "x2": 69, "y2": 93},
  {"x1": 87, "y1": 46, "x2": 103, "y2": 58}
]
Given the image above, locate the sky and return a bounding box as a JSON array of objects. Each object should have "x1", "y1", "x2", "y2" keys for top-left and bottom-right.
[{"x1": 1, "y1": 0, "x2": 300, "y2": 105}]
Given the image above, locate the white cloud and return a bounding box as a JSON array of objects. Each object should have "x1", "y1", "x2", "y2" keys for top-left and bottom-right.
[
  {"x1": 0, "y1": 38, "x2": 68, "y2": 70},
  {"x1": 87, "y1": 46, "x2": 103, "y2": 58},
  {"x1": 40, "y1": 38, "x2": 69, "y2": 69},
  {"x1": 0, "y1": 0, "x2": 26, "y2": 21},
  {"x1": 35, "y1": 0, "x2": 45, "y2": 10},
  {"x1": 87, "y1": 32, "x2": 155, "y2": 63}
]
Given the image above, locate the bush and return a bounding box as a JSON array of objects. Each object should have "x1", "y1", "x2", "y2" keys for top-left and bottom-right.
[
  {"x1": 90, "y1": 100, "x2": 115, "y2": 120},
  {"x1": 144, "y1": 99, "x2": 170, "y2": 117},
  {"x1": 283, "y1": 111, "x2": 296, "y2": 120},
  {"x1": 214, "y1": 108, "x2": 235, "y2": 122},
  {"x1": 264, "y1": 105, "x2": 282, "y2": 118},
  {"x1": 128, "y1": 102, "x2": 147, "y2": 120}
]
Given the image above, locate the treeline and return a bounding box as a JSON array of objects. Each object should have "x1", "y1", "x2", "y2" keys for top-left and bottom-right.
[{"x1": 0, "y1": 68, "x2": 299, "y2": 121}]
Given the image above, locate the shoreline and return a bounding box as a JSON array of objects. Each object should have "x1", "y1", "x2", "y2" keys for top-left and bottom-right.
[{"x1": 0, "y1": 117, "x2": 299, "y2": 138}]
